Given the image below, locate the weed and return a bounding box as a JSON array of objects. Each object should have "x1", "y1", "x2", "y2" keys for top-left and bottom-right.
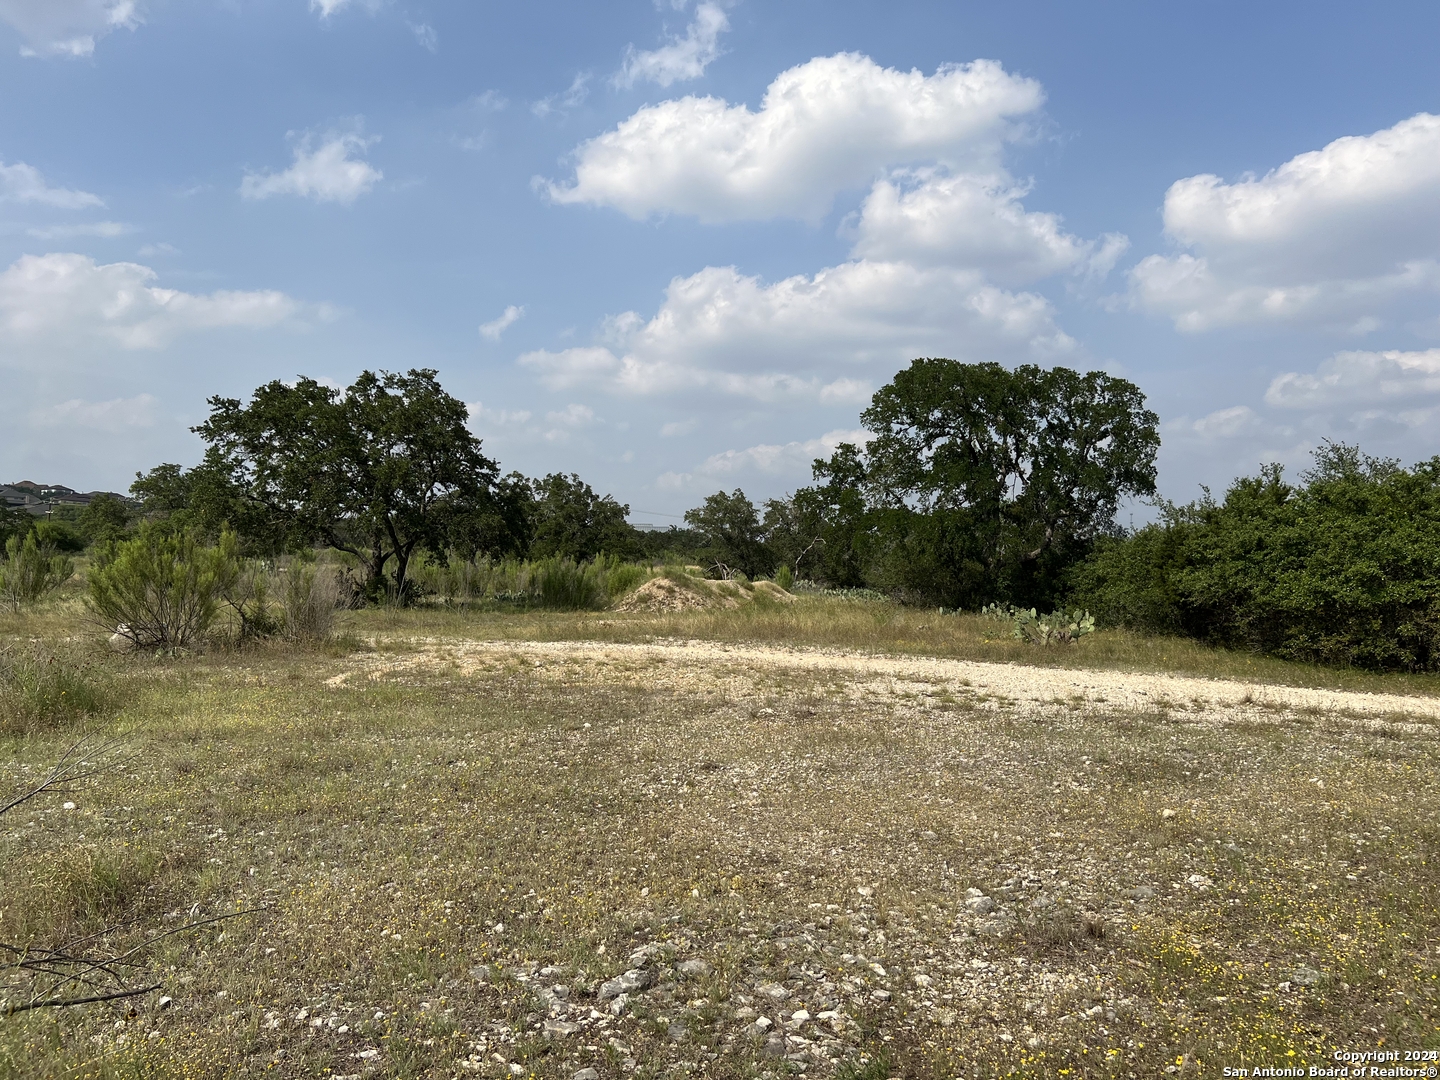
[
  {"x1": 0, "y1": 642, "x2": 118, "y2": 736},
  {"x1": 835, "y1": 1049, "x2": 896, "y2": 1080}
]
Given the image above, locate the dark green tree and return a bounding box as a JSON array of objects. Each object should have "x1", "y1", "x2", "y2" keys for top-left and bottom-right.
[
  {"x1": 448, "y1": 471, "x2": 536, "y2": 561},
  {"x1": 684, "y1": 489, "x2": 773, "y2": 578},
  {"x1": 76, "y1": 493, "x2": 132, "y2": 545},
  {"x1": 1071, "y1": 443, "x2": 1440, "y2": 671},
  {"x1": 784, "y1": 442, "x2": 874, "y2": 587},
  {"x1": 31, "y1": 519, "x2": 85, "y2": 554},
  {"x1": 0, "y1": 507, "x2": 31, "y2": 549},
  {"x1": 193, "y1": 369, "x2": 499, "y2": 599},
  {"x1": 528, "y1": 473, "x2": 636, "y2": 561},
  {"x1": 131, "y1": 461, "x2": 279, "y2": 549},
  {"x1": 850, "y1": 359, "x2": 1159, "y2": 606}
]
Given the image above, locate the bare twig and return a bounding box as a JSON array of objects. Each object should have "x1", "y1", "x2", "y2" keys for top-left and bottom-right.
[
  {"x1": 0, "y1": 738, "x2": 126, "y2": 818},
  {"x1": 3, "y1": 983, "x2": 162, "y2": 1016},
  {"x1": 1, "y1": 741, "x2": 257, "y2": 1015},
  {"x1": 1, "y1": 910, "x2": 258, "y2": 1015}
]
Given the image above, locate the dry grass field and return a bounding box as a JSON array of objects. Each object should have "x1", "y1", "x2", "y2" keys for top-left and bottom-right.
[{"x1": 2, "y1": 597, "x2": 1438, "y2": 1079}]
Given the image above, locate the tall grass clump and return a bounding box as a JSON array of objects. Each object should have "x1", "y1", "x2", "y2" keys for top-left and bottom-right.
[
  {"x1": 535, "y1": 557, "x2": 605, "y2": 610},
  {"x1": 0, "y1": 643, "x2": 117, "y2": 736},
  {"x1": 0, "y1": 532, "x2": 74, "y2": 613},
  {"x1": 280, "y1": 562, "x2": 343, "y2": 642},
  {"x1": 409, "y1": 553, "x2": 654, "y2": 609},
  {"x1": 87, "y1": 525, "x2": 243, "y2": 649}
]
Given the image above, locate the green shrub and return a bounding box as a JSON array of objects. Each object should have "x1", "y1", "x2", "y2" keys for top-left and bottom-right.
[
  {"x1": 596, "y1": 555, "x2": 651, "y2": 599},
  {"x1": 1069, "y1": 444, "x2": 1440, "y2": 671},
  {"x1": 774, "y1": 564, "x2": 794, "y2": 590},
  {"x1": 32, "y1": 519, "x2": 85, "y2": 554},
  {"x1": 535, "y1": 557, "x2": 606, "y2": 611},
  {"x1": 0, "y1": 643, "x2": 118, "y2": 736},
  {"x1": 0, "y1": 532, "x2": 74, "y2": 612},
  {"x1": 87, "y1": 525, "x2": 243, "y2": 648}
]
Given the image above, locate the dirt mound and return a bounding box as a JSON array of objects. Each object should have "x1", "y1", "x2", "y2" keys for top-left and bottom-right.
[
  {"x1": 751, "y1": 580, "x2": 797, "y2": 604},
  {"x1": 614, "y1": 576, "x2": 795, "y2": 613},
  {"x1": 614, "y1": 577, "x2": 732, "y2": 613}
]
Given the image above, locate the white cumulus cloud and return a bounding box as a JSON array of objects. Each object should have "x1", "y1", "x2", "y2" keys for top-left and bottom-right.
[
  {"x1": 520, "y1": 259, "x2": 1072, "y2": 401},
  {"x1": 615, "y1": 1, "x2": 728, "y2": 89},
  {"x1": 1265, "y1": 348, "x2": 1440, "y2": 409},
  {"x1": 547, "y1": 52, "x2": 1044, "y2": 223},
  {"x1": 657, "y1": 428, "x2": 870, "y2": 491},
  {"x1": 0, "y1": 160, "x2": 103, "y2": 208},
  {"x1": 851, "y1": 169, "x2": 1126, "y2": 285},
  {"x1": 0, "y1": 0, "x2": 139, "y2": 57},
  {"x1": 479, "y1": 304, "x2": 525, "y2": 341},
  {"x1": 31, "y1": 393, "x2": 158, "y2": 432},
  {"x1": 241, "y1": 132, "x2": 382, "y2": 205},
  {"x1": 0, "y1": 252, "x2": 303, "y2": 357},
  {"x1": 1131, "y1": 112, "x2": 1440, "y2": 331}
]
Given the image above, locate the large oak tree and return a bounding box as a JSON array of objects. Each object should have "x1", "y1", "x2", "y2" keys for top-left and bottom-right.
[
  {"x1": 803, "y1": 359, "x2": 1160, "y2": 607},
  {"x1": 193, "y1": 369, "x2": 499, "y2": 598}
]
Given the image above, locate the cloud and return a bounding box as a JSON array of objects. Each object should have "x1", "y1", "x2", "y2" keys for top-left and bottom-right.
[
  {"x1": 657, "y1": 428, "x2": 870, "y2": 490},
  {"x1": 1181, "y1": 405, "x2": 1267, "y2": 440},
  {"x1": 409, "y1": 20, "x2": 436, "y2": 51},
  {"x1": 851, "y1": 169, "x2": 1126, "y2": 285},
  {"x1": 546, "y1": 403, "x2": 595, "y2": 426},
  {"x1": 546, "y1": 53, "x2": 1043, "y2": 223},
  {"x1": 31, "y1": 393, "x2": 157, "y2": 432},
  {"x1": 469, "y1": 90, "x2": 508, "y2": 112},
  {"x1": 532, "y1": 73, "x2": 591, "y2": 119},
  {"x1": 528, "y1": 51, "x2": 1113, "y2": 410},
  {"x1": 1130, "y1": 112, "x2": 1440, "y2": 330},
  {"x1": 26, "y1": 221, "x2": 132, "y2": 239},
  {"x1": 0, "y1": 252, "x2": 303, "y2": 357},
  {"x1": 479, "y1": 304, "x2": 525, "y2": 340},
  {"x1": 241, "y1": 132, "x2": 382, "y2": 205},
  {"x1": 520, "y1": 259, "x2": 1072, "y2": 401},
  {"x1": 0, "y1": 160, "x2": 103, "y2": 208},
  {"x1": 615, "y1": 1, "x2": 728, "y2": 89},
  {"x1": 1265, "y1": 348, "x2": 1440, "y2": 409},
  {"x1": 466, "y1": 401, "x2": 533, "y2": 427},
  {"x1": 0, "y1": 0, "x2": 140, "y2": 57},
  {"x1": 310, "y1": 0, "x2": 384, "y2": 17},
  {"x1": 818, "y1": 378, "x2": 872, "y2": 405}
]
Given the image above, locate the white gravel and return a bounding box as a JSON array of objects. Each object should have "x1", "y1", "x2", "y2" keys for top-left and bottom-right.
[{"x1": 341, "y1": 636, "x2": 1440, "y2": 730}]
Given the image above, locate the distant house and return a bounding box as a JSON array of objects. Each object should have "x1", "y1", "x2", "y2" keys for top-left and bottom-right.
[
  {"x1": 3, "y1": 481, "x2": 132, "y2": 518},
  {"x1": 0, "y1": 484, "x2": 50, "y2": 517}
]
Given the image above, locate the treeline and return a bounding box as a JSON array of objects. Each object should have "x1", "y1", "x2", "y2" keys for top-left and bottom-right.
[
  {"x1": 8, "y1": 361, "x2": 1439, "y2": 672},
  {"x1": 1072, "y1": 444, "x2": 1440, "y2": 672}
]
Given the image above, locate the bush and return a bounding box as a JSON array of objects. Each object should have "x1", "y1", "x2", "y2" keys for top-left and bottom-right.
[
  {"x1": 0, "y1": 643, "x2": 117, "y2": 736},
  {"x1": 281, "y1": 563, "x2": 342, "y2": 642},
  {"x1": 0, "y1": 532, "x2": 74, "y2": 613},
  {"x1": 32, "y1": 519, "x2": 86, "y2": 554},
  {"x1": 409, "y1": 553, "x2": 653, "y2": 609},
  {"x1": 1069, "y1": 444, "x2": 1440, "y2": 671},
  {"x1": 535, "y1": 557, "x2": 606, "y2": 611},
  {"x1": 774, "y1": 564, "x2": 794, "y2": 591},
  {"x1": 87, "y1": 525, "x2": 243, "y2": 648}
]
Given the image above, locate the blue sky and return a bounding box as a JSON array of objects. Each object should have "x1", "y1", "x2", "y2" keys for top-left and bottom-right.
[{"x1": 2, "y1": 1, "x2": 1438, "y2": 522}]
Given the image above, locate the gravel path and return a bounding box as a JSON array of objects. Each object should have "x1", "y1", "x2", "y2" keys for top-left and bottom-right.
[{"x1": 355, "y1": 636, "x2": 1440, "y2": 729}]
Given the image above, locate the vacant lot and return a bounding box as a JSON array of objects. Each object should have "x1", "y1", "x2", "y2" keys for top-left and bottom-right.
[{"x1": 2, "y1": 602, "x2": 1438, "y2": 1078}]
